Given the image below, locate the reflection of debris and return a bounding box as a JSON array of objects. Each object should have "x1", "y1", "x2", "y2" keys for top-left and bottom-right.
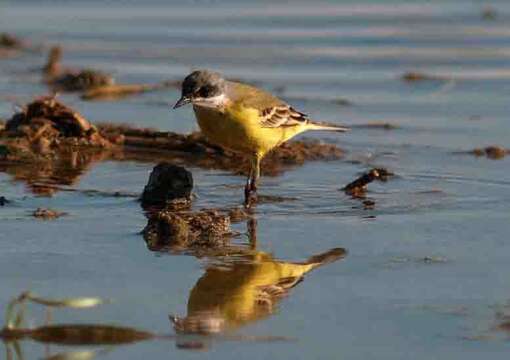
[
  {"x1": 143, "y1": 209, "x2": 236, "y2": 251},
  {"x1": 32, "y1": 207, "x2": 67, "y2": 219},
  {"x1": 343, "y1": 168, "x2": 394, "y2": 197},
  {"x1": 402, "y1": 72, "x2": 447, "y2": 82},
  {"x1": 141, "y1": 163, "x2": 193, "y2": 207},
  {"x1": 81, "y1": 81, "x2": 179, "y2": 101},
  {"x1": 470, "y1": 146, "x2": 508, "y2": 160},
  {"x1": 227, "y1": 207, "x2": 250, "y2": 223}
]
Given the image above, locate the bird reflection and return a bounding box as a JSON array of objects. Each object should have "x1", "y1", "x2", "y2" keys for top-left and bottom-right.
[{"x1": 171, "y1": 238, "x2": 346, "y2": 337}]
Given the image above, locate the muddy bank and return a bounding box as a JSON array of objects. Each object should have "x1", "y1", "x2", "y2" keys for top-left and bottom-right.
[
  {"x1": 100, "y1": 123, "x2": 344, "y2": 177},
  {"x1": 0, "y1": 97, "x2": 345, "y2": 193},
  {"x1": 1, "y1": 96, "x2": 112, "y2": 163}
]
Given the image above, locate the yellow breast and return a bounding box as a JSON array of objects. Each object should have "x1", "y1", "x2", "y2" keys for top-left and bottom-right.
[{"x1": 193, "y1": 104, "x2": 305, "y2": 158}]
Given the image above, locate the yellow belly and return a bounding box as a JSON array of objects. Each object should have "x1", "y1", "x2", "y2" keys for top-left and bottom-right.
[{"x1": 193, "y1": 105, "x2": 304, "y2": 158}]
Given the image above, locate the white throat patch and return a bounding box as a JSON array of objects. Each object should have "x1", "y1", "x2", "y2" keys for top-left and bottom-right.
[{"x1": 192, "y1": 94, "x2": 227, "y2": 109}]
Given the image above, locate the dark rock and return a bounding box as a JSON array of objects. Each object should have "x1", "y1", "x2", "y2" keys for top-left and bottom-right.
[
  {"x1": 343, "y1": 168, "x2": 394, "y2": 197},
  {"x1": 141, "y1": 163, "x2": 193, "y2": 206}
]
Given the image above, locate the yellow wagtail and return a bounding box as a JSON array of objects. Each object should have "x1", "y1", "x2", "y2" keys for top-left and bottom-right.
[{"x1": 173, "y1": 70, "x2": 349, "y2": 206}]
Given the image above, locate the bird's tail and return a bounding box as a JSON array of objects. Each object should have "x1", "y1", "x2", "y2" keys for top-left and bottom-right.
[{"x1": 306, "y1": 121, "x2": 350, "y2": 132}]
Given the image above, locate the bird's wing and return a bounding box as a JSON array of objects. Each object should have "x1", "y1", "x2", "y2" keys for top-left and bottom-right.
[
  {"x1": 258, "y1": 105, "x2": 309, "y2": 128},
  {"x1": 226, "y1": 81, "x2": 309, "y2": 128}
]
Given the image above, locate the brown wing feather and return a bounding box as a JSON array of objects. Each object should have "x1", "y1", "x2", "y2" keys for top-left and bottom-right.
[{"x1": 259, "y1": 105, "x2": 309, "y2": 128}]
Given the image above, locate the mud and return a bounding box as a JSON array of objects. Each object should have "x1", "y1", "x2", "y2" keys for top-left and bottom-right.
[
  {"x1": 343, "y1": 168, "x2": 394, "y2": 197},
  {"x1": 1, "y1": 98, "x2": 344, "y2": 196},
  {"x1": 42, "y1": 46, "x2": 114, "y2": 91},
  {"x1": 32, "y1": 207, "x2": 67, "y2": 219},
  {"x1": 143, "y1": 208, "x2": 238, "y2": 252},
  {"x1": 100, "y1": 123, "x2": 344, "y2": 176},
  {"x1": 1, "y1": 96, "x2": 112, "y2": 162}
]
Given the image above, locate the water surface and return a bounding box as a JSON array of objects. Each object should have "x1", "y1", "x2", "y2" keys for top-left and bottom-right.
[{"x1": 1, "y1": 0, "x2": 510, "y2": 359}]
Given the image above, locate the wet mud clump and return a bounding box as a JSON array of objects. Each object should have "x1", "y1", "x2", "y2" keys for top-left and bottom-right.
[
  {"x1": 343, "y1": 168, "x2": 394, "y2": 197},
  {"x1": 32, "y1": 207, "x2": 67, "y2": 219},
  {"x1": 1, "y1": 96, "x2": 112, "y2": 163},
  {"x1": 143, "y1": 209, "x2": 235, "y2": 251},
  {"x1": 141, "y1": 162, "x2": 193, "y2": 207},
  {"x1": 43, "y1": 46, "x2": 114, "y2": 91}
]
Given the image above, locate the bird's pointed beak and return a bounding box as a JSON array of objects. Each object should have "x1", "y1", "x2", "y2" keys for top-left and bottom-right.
[{"x1": 173, "y1": 96, "x2": 191, "y2": 109}]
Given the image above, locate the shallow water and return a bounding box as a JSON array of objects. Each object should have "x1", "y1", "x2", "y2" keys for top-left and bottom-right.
[{"x1": 1, "y1": 0, "x2": 510, "y2": 359}]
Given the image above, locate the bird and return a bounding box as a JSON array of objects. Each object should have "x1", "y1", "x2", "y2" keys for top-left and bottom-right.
[{"x1": 173, "y1": 69, "x2": 349, "y2": 206}]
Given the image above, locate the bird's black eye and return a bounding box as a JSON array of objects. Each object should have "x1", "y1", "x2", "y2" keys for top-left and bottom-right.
[{"x1": 198, "y1": 86, "x2": 211, "y2": 98}]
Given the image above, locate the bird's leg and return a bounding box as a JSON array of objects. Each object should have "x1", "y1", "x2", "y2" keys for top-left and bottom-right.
[
  {"x1": 244, "y1": 164, "x2": 254, "y2": 206},
  {"x1": 244, "y1": 156, "x2": 261, "y2": 207}
]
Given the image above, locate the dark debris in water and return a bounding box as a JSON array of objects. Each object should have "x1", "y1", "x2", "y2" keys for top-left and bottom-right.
[
  {"x1": 401, "y1": 72, "x2": 448, "y2": 82},
  {"x1": 481, "y1": 6, "x2": 498, "y2": 20},
  {"x1": 469, "y1": 146, "x2": 508, "y2": 160},
  {"x1": 350, "y1": 122, "x2": 399, "y2": 130},
  {"x1": 343, "y1": 168, "x2": 394, "y2": 197},
  {"x1": 32, "y1": 207, "x2": 67, "y2": 220},
  {"x1": 0, "y1": 33, "x2": 23, "y2": 49},
  {"x1": 0, "y1": 196, "x2": 9, "y2": 206},
  {"x1": 141, "y1": 162, "x2": 193, "y2": 207}
]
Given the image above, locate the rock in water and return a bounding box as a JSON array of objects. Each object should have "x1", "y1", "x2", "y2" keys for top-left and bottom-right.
[{"x1": 141, "y1": 163, "x2": 193, "y2": 206}]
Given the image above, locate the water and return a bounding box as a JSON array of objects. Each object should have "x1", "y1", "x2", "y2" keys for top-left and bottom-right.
[{"x1": 1, "y1": 0, "x2": 510, "y2": 359}]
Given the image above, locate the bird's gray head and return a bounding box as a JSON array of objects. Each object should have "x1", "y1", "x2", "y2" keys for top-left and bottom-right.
[{"x1": 173, "y1": 70, "x2": 226, "y2": 109}]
